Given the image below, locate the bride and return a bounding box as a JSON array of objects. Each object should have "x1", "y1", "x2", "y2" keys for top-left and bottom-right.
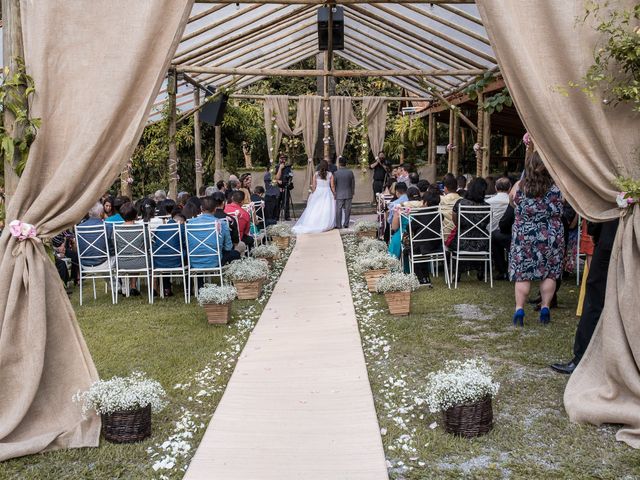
[{"x1": 292, "y1": 160, "x2": 336, "y2": 234}]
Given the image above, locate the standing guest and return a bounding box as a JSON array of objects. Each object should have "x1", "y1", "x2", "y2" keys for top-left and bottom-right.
[
  {"x1": 225, "y1": 190, "x2": 254, "y2": 250},
  {"x1": 456, "y1": 175, "x2": 467, "y2": 196},
  {"x1": 396, "y1": 165, "x2": 410, "y2": 186},
  {"x1": 509, "y1": 152, "x2": 564, "y2": 327},
  {"x1": 334, "y1": 156, "x2": 355, "y2": 229},
  {"x1": 550, "y1": 219, "x2": 619, "y2": 374},
  {"x1": 263, "y1": 169, "x2": 281, "y2": 226},
  {"x1": 276, "y1": 154, "x2": 294, "y2": 221},
  {"x1": 440, "y1": 174, "x2": 461, "y2": 239},
  {"x1": 239, "y1": 173, "x2": 253, "y2": 206},
  {"x1": 370, "y1": 151, "x2": 389, "y2": 204},
  {"x1": 251, "y1": 186, "x2": 265, "y2": 203}
]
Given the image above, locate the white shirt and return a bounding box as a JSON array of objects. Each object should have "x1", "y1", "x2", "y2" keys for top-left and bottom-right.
[{"x1": 486, "y1": 192, "x2": 510, "y2": 232}]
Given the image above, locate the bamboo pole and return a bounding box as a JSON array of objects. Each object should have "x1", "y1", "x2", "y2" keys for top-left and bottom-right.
[
  {"x1": 175, "y1": 65, "x2": 487, "y2": 77},
  {"x1": 182, "y1": 4, "x2": 262, "y2": 43},
  {"x1": 195, "y1": 0, "x2": 474, "y2": 4},
  {"x1": 427, "y1": 113, "x2": 435, "y2": 164},
  {"x1": 214, "y1": 125, "x2": 223, "y2": 182},
  {"x1": 447, "y1": 108, "x2": 454, "y2": 173},
  {"x1": 402, "y1": 4, "x2": 491, "y2": 46},
  {"x1": 451, "y1": 112, "x2": 460, "y2": 175},
  {"x1": 188, "y1": 4, "x2": 227, "y2": 24},
  {"x1": 482, "y1": 110, "x2": 491, "y2": 178},
  {"x1": 475, "y1": 92, "x2": 484, "y2": 177},
  {"x1": 194, "y1": 88, "x2": 203, "y2": 196},
  {"x1": 168, "y1": 69, "x2": 178, "y2": 200},
  {"x1": 120, "y1": 159, "x2": 132, "y2": 199},
  {"x1": 2, "y1": 0, "x2": 25, "y2": 206}
]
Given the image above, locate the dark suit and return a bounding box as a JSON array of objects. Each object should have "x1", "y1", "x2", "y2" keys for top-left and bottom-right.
[{"x1": 334, "y1": 167, "x2": 355, "y2": 229}]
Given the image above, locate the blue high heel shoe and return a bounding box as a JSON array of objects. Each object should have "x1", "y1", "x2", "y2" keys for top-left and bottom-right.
[
  {"x1": 540, "y1": 307, "x2": 551, "y2": 325},
  {"x1": 513, "y1": 308, "x2": 525, "y2": 327}
]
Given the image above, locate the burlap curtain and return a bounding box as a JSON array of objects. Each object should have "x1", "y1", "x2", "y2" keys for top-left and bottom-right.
[
  {"x1": 477, "y1": 0, "x2": 640, "y2": 447},
  {"x1": 0, "y1": 0, "x2": 193, "y2": 461},
  {"x1": 294, "y1": 96, "x2": 322, "y2": 201},
  {"x1": 330, "y1": 96, "x2": 359, "y2": 158},
  {"x1": 264, "y1": 95, "x2": 296, "y2": 163},
  {"x1": 362, "y1": 97, "x2": 387, "y2": 157}
]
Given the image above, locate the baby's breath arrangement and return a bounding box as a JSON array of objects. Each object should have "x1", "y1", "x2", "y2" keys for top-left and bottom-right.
[
  {"x1": 357, "y1": 238, "x2": 388, "y2": 255},
  {"x1": 354, "y1": 220, "x2": 378, "y2": 233},
  {"x1": 375, "y1": 271, "x2": 420, "y2": 293},
  {"x1": 226, "y1": 257, "x2": 269, "y2": 282},
  {"x1": 355, "y1": 252, "x2": 401, "y2": 273},
  {"x1": 425, "y1": 359, "x2": 500, "y2": 413},
  {"x1": 266, "y1": 223, "x2": 293, "y2": 238},
  {"x1": 73, "y1": 372, "x2": 167, "y2": 416},
  {"x1": 252, "y1": 244, "x2": 280, "y2": 260},
  {"x1": 197, "y1": 284, "x2": 237, "y2": 305}
]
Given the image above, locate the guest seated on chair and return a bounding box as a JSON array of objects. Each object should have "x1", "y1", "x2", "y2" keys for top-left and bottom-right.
[
  {"x1": 77, "y1": 202, "x2": 114, "y2": 267},
  {"x1": 411, "y1": 186, "x2": 443, "y2": 287},
  {"x1": 440, "y1": 174, "x2": 461, "y2": 239},
  {"x1": 225, "y1": 190, "x2": 254, "y2": 251}
]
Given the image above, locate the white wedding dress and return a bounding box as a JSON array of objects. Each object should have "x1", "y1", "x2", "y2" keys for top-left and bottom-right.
[{"x1": 292, "y1": 172, "x2": 336, "y2": 234}]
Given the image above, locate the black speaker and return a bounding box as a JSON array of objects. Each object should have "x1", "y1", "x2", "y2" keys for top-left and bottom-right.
[
  {"x1": 201, "y1": 90, "x2": 228, "y2": 126},
  {"x1": 318, "y1": 6, "x2": 344, "y2": 51}
]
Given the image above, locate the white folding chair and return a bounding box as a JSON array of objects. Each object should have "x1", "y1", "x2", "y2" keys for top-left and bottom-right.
[
  {"x1": 247, "y1": 200, "x2": 267, "y2": 245},
  {"x1": 450, "y1": 205, "x2": 493, "y2": 289},
  {"x1": 149, "y1": 223, "x2": 188, "y2": 304},
  {"x1": 112, "y1": 223, "x2": 152, "y2": 303},
  {"x1": 185, "y1": 222, "x2": 224, "y2": 301},
  {"x1": 405, "y1": 206, "x2": 451, "y2": 288},
  {"x1": 75, "y1": 223, "x2": 116, "y2": 305},
  {"x1": 376, "y1": 193, "x2": 394, "y2": 239}
]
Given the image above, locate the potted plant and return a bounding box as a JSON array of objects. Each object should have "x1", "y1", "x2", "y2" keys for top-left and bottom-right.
[
  {"x1": 267, "y1": 223, "x2": 293, "y2": 249},
  {"x1": 73, "y1": 372, "x2": 167, "y2": 444},
  {"x1": 354, "y1": 220, "x2": 378, "y2": 239},
  {"x1": 356, "y1": 238, "x2": 388, "y2": 255},
  {"x1": 198, "y1": 284, "x2": 237, "y2": 324},
  {"x1": 425, "y1": 359, "x2": 500, "y2": 438},
  {"x1": 226, "y1": 258, "x2": 269, "y2": 300},
  {"x1": 375, "y1": 271, "x2": 420, "y2": 315},
  {"x1": 251, "y1": 244, "x2": 280, "y2": 266},
  {"x1": 355, "y1": 253, "x2": 401, "y2": 293}
]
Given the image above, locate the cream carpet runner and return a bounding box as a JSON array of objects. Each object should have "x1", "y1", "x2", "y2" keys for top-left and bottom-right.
[{"x1": 184, "y1": 230, "x2": 388, "y2": 479}]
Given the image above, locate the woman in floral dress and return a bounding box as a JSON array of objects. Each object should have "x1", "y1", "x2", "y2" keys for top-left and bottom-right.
[{"x1": 509, "y1": 152, "x2": 564, "y2": 326}]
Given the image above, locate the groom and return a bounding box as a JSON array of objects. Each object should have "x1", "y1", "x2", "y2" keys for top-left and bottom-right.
[{"x1": 334, "y1": 156, "x2": 355, "y2": 229}]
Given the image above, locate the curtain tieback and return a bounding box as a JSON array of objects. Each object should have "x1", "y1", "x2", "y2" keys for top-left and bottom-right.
[{"x1": 9, "y1": 220, "x2": 37, "y2": 242}]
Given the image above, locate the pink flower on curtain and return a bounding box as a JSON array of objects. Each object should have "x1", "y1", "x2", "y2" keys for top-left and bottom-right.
[
  {"x1": 9, "y1": 220, "x2": 37, "y2": 241},
  {"x1": 616, "y1": 192, "x2": 638, "y2": 209}
]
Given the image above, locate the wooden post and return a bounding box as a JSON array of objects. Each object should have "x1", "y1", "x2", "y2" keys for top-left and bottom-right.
[
  {"x1": 427, "y1": 113, "x2": 434, "y2": 164},
  {"x1": 482, "y1": 110, "x2": 491, "y2": 178},
  {"x1": 194, "y1": 88, "x2": 203, "y2": 195},
  {"x1": 214, "y1": 125, "x2": 223, "y2": 182},
  {"x1": 3, "y1": 0, "x2": 25, "y2": 206},
  {"x1": 323, "y1": 4, "x2": 335, "y2": 161},
  {"x1": 447, "y1": 108, "x2": 454, "y2": 173},
  {"x1": 451, "y1": 112, "x2": 460, "y2": 176},
  {"x1": 120, "y1": 159, "x2": 132, "y2": 199},
  {"x1": 168, "y1": 68, "x2": 178, "y2": 200},
  {"x1": 475, "y1": 92, "x2": 484, "y2": 177}
]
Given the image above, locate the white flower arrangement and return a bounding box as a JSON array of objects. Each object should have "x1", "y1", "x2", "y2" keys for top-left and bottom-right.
[
  {"x1": 73, "y1": 371, "x2": 167, "y2": 416},
  {"x1": 355, "y1": 252, "x2": 401, "y2": 273},
  {"x1": 424, "y1": 359, "x2": 500, "y2": 413},
  {"x1": 354, "y1": 220, "x2": 378, "y2": 233},
  {"x1": 225, "y1": 258, "x2": 269, "y2": 282},
  {"x1": 197, "y1": 284, "x2": 237, "y2": 305},
  {"x1": 375, "y1": 271, "x2": 420, "y2": 293},
  {"x1": 357, "y1": 238, "x2": 388, "y2": 255},
  {"x1": 266, "y1": 223, "x2": 293, "y2": 238},
  {"x1": 252, "y1": 244, "x2": 280, "y2": 260}
]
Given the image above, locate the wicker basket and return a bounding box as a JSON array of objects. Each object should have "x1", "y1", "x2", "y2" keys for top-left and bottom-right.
[
  {"x1": 442, "y1": 396, "x2": 493, "y2": 438},
  {"x1": 203, "y1": 303, "x2": 231, "y2": 325},
  {"x1": 272, "y1": 236, "x2": 290, "y2": 250},
  {"x1": 384, "y1": 290, "x2": 411, "y2": 316},
  {"x1": 356, "y1": 230, "x2": 377, "y2": 240},
  {"x1": 234, "y1": 279, "x2": 264, "y2": 300},
  {"x1": 363, "y1": 268, "x2": 389, "y2": 293},
  {"x1": 102, "y1": 405, "x2": 151, "y2": 443}
]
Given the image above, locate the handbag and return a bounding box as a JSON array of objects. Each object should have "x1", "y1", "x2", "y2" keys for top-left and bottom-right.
[{"x1": 445, "y1": 226, "x2": 457, "y2": 248}]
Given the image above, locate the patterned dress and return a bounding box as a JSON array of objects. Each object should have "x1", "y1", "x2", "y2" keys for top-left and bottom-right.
[{"x1": 509, "y1": 185, "x2": 565, "y2": 281}]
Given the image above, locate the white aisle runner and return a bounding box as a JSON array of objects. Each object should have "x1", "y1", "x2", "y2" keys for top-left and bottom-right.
[{"x1": 184, "y1": 230, "x2": 388, "y2": 480}]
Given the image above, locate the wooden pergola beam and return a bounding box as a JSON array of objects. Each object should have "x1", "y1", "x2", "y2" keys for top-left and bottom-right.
[
  {"x1": 175, "y1": 66, "x2": 488, "y2": 77},
  {"x1": 230, "y1": 94, "x2": 434, "y2": 102},
  {"x1": 195, "y1": 0, "x2": 474, "y2": 3}
]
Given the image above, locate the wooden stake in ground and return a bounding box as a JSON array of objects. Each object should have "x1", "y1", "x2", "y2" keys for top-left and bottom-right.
[{"x1": 168, "y1": 68, "x2": 178, "y2": 200}]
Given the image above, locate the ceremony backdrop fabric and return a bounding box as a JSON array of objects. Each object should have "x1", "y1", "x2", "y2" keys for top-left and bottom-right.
[
  {"x1": 362, "y1": 97, "x2": 388, "y2": 158},
  {"x1": 477, "y1": 0, "x2": 640, "y2": 447},
  {"x1": 330, "y1": 97, "x2": 359, "y2": 158},
  {"x1": 263, "y1": 95, "x2": 292, "y2": 163},
  {"x1": 0, "y1": 0, "x2": 193, "y2": 461},
  {"x1": 294, "y1": 96, "x2": 322, "y2": 200}
]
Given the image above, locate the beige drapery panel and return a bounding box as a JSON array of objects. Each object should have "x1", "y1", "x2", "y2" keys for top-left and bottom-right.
[
  {"x1": 264, "y1": 95, "x2": 296, "y2": 163},
  {"x1": 477, "y1": 0, "x2": 640, "y2": 448},
  {"x1": 294, "y1": 96, "x2": 322, "y2": 201},
  {"x1": 363, "y1": 97, "x2": 387, "y2": 157},
  {"x1": 330, "y1": 97, "x2": 359, "y2": 158},
  {"x1": 0, "y1": 0, "x2": 193, "y2": 461}
]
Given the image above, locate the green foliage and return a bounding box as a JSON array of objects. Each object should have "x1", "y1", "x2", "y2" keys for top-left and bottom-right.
[
  {"x1": 463, "y1": 71, "x2": 496, "y2": 101},
  {"x1": 615, "y1": 176, "x2": 640, "y2": 198},
  {"x1": 0, "y1": 57, "x2": 41, "y2": 176},
  {"x1": 482, "y1": 88, "x2": 513, "y2": 113},
  {"x1": 578, "y1": 2, "x2": 640, "y2": 111}
]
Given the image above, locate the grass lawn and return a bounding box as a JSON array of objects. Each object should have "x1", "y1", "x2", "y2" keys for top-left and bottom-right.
[
  {"x1": 343, "y1": 233, "x2": 640, "y2": 480},
  {"x1": 0, "y1": 245, "x2": 293, "y2": 480}
]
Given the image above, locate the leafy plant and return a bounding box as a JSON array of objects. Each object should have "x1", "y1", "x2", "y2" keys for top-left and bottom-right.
[
  {"x1": 463, "y1": 72, "x2": 497, "y2": 101},
  {"x1": 197, "y1": 284, "x2": 237, "y2": 305},
  {"x1": 482, "y1": 88, "x2": 513, "y2": 114},
  {"x1": 0, "y1": 57, "x2": 41, "y2": 176},
  {"x1": 375, "y1": 271, "x2": 420, "y2": 293}
]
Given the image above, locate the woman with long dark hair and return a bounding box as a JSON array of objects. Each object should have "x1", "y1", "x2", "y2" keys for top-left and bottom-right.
[
  {"x1": 509, "y1": 152, "x2": 564, "y2": 326},
  {"x1": 292, "y1": 160, "x2": 337, "y2": 234}
]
